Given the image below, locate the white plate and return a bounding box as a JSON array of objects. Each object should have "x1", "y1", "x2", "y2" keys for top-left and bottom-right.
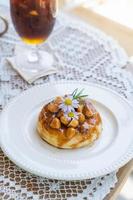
[{"x1": 0, "y1": 81, "x2": 133, "y2": 180}]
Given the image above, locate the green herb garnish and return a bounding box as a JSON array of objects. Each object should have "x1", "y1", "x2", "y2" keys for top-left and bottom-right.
[{"x1": 72, "y1": 88, "x2": 88, "y2": 100}]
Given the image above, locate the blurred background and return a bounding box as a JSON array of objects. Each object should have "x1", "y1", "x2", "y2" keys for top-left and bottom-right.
[
  {"x1": 0, "y1": 0, "x2": 133, "y2": 199},
  {"x1": 62, "y1": 0, "x2": 133, "y2": 29}
]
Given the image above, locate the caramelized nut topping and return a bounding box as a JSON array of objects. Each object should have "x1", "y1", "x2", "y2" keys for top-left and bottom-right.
[
  {"x1": 50, "y1": 117, "x2": 61, "y2": 129},
  {"x1": 60, "y1": 116, "x2": 69, "y2": 125},
  {"x1": 88, "y1": 117, "x2": 97, "y2": 125},
  {"x1": 48, "y1": 103, "x2": 59, "y2": 113},
  {"x1": 66, "y1": 128, "x2": 76, "y2": 139},
  {"x1": 57, "y1": 110, "x2": 64, "y2": 118},
  {"x1": 79, "y1": 113, "x2": 85, "y2": 124},
  {"x1": 77, "y1": 105, "x2": 83, "y2": 113},
  {"x1": 80, "y1": 122, "x2": 90, "y2": 134},
  {"x1": 54, "y1": 97, "x2": 63, "y2": 105},
  {"x1": 68, "y1": 119, "x2": 79, "y2": 128},
  {"x1": 83, "y1": 102, "x2": 96, "y2": 117}
]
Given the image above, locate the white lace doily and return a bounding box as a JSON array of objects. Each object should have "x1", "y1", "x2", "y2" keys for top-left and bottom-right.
[{"x1": 0, "y1": 5, "x2": 133, "y2": 200}]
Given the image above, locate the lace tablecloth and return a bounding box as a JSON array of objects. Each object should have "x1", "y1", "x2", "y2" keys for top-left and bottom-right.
[{"x1": 0, "y1": 5, "x2": 133, "y2": 200}]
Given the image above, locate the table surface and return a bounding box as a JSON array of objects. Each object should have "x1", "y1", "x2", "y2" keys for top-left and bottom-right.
[{"x1": 0, "y1": 1, "x2": 133, "y2": 199}]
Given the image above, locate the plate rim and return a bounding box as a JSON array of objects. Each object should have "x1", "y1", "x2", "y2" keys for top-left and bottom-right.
[{"x1": 0, "y1": 81, "x2": 133, "y2": 180}]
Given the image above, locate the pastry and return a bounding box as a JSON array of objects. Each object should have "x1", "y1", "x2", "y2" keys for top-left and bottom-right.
[{"x1": 37, "y1": 89, "x2": 102, "y2": 149}]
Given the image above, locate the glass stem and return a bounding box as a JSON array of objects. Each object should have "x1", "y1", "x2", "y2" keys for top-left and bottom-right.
[{"x1": 28, "y1": 45, "x2": 39, "y2": 63}]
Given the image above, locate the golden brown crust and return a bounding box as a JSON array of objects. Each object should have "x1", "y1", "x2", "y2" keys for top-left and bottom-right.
[{"x1": 37, "y1": 97, "x2": 102, "y2": 149}]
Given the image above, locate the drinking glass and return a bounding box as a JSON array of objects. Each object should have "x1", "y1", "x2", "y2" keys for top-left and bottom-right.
[{"x1": 10, "y1": 0, "x2": 58, "y2": 72}]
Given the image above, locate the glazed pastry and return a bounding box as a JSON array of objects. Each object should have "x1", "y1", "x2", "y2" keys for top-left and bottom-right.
[{"x1": 37, "y1": 89, "x2": 102, "y2": 149}]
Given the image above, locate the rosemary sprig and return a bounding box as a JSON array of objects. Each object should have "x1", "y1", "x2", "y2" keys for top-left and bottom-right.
[
  {"x1": 72, "y1": 88, "x2": 78, "y2": 97},
  {"x1": 72, "y1": 88, "x2": 88, "y2": 100}
]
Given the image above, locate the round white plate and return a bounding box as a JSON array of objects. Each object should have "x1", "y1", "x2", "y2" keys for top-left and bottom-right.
[{"x1": 0, "y1": 81, "x2": 133, "y2": 180}]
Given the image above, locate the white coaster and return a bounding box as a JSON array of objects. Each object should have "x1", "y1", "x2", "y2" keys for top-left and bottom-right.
[{"x1": 6, "y1": 44, "x2": 60, "y2": 84}]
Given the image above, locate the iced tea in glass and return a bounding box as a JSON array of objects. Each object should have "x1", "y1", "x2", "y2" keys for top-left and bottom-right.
[{"x1": 10, "y1": 0, "x2": 58, "y2": 72}]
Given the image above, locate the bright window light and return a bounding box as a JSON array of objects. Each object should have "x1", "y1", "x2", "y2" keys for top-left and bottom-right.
[{"x1": 83, "y1": 0, "x2": 133, "y2": 29}]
